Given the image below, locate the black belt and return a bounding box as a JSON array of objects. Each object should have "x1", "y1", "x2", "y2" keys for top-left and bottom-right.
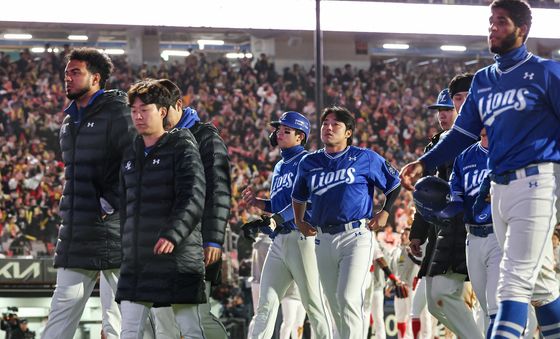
[
  {"x1": 319, "y1": 220, "x2": 364, "y2": 235},
  {"x1": 467, "y1": 224, "x2": 494, "y2": 238}
]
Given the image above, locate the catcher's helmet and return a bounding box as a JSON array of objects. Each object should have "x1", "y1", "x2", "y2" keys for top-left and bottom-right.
[
  {"x1": 269, "y1": 111, "x2": 310, "y2": 146},
  {"x1": 413, "y1": 176, "x2": 451, "y2": 222}
]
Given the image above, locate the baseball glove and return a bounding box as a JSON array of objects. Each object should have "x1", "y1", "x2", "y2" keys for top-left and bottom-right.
[{"x1": 394, "y1": 282, "x2": 410, "y2": 299}]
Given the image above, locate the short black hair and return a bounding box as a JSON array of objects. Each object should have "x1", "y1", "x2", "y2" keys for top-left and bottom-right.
[
  {"x1": 491, "y1": 0, "x2": 532, "y2": 42},
  {"x1": 448, "y1": 73, "x2": 474, "y2": 98},
  {"x1": 320, "y1": 106, "x2": 355, "y2": 146},
  {"x1": 157, "y1": 79, "x2": 182, "y2": 105},
  {"x1": 127, "y1": 80, "x2": 173, "y2": 110},
  {"x1": 66, "y1": 48, "x2": 114, "y2": 88}
]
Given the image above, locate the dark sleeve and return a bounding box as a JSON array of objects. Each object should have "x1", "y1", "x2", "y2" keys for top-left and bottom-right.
[
  {"x1": 382, "y1": 184, "x2": 401, "y2": 212},
  {"x1": 104, "y1": 102, "x2": 136, "y2": 211},
  {"x1": 198, "y1": 126, "x2": 231, "y2": 246},
  {"x1": 410, "y1": 211, "x2": 430, "y2": 245},
  {"x1": 160, "y1": 135, "x2": 206, "y2": 245}
]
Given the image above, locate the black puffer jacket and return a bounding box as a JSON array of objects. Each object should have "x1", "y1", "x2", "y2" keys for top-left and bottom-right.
[
  {"x1": 410, "y1": 131, "x2": 470, "y2": 277},
  {"x1": 189, "y1": 122, "x2": 231, "y2": 284},
  {"x1": 55, "y1": 90, "x2": 135, "y2": 270},
  {"x1": 116, "y1": 129, "x2": 207, "y2": 305}
]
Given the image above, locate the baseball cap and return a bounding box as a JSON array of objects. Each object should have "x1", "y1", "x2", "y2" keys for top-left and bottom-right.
[
  {"x1": 428, "y1": 88, "x2": 454, "y2": 110},
  {"x1": 271, "y1": 111, "x2": 310, "y2": 139}
]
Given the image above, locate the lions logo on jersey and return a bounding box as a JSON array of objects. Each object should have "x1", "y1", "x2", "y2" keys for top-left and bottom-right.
[
  {"x1": 478, "y1": 88, "x2": 528, "y2": 126},
  {"x1": 310, "y1": 168, "x2": 356, "y2": 196},
  {"x1": 270, "y1": 172, "x2": 294, "y2": 199}
]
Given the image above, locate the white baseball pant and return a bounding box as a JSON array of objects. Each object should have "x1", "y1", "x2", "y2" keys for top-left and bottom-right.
[
  {"x1": 410, "y1": 278, "x2": 433, "y2": 339},
  {"x1": 250, "y1": 231, "x2": 332, "y2": 339},
  {"x1": 150, "y1": 281, "x2": 226, "y2": 339},
  {"x1": 466, "y1": 231, "x2": 502, "y2": 330},
  {"x1": 315, "y1": 223, "x2": 373, "y2": 339},
  {"x1": 490, "y1": 163, "x2": 560, "y2": 305},
  {"x1": 425, "y1": 272, "x2": 483, "y2": 339},
  {"x1": 42, "y1": 268, "x2": 121, "y2": 339},
  {"x1": 280, "y1": 283, "x2": 307, "y2": 339},
  {"x1": 121, "y1": 301, "x2": 203, "y2": 339}
]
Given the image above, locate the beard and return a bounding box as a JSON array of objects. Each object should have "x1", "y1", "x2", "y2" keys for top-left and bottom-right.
[
  {"x1": 490, "y1": 31, "x2": 518, "y2": 55},
  {"x1": 66, "y1": 85, "x2": 91, "y2": 100}
]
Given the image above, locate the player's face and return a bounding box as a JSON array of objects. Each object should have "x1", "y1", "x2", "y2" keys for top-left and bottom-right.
[
  {"x1": 321, "y1": 113, "x2": 351, "y2": 148},
  {"x1": 480, "y1": 128, "x2": 489, "y2": 148},
  {"x1": 64, "y1": 60, "x2": 99, "y2": 100},
  {"x1": 437, "y1": 108, "x2": 457, "y2": 131},
  {"x1": 131, "y1": 97, "x2": 166, "y2": 137},
  {"x1": 488, "y1": 7, "x2": 525, "y2": 54},
  {"x1": 452, "y1": 91, "x2": 468, "y2": 113},
  {"x1": 276, "y1": 125, "x2": 303, "y2": 149}
]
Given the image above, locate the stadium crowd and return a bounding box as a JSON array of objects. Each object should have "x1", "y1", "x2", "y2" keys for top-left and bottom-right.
[{"x1": 0, "y1": 48, "x2": 489, "y2": 330}]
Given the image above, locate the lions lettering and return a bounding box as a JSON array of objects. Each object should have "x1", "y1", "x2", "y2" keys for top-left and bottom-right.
[
  {"x1": 478, "y1": 88, "x2": 528, "y2": 126},
  {"x1": 464, "y1": 168, "x2": 490, "y2": 196},
  {"x1": 270, "y1": 172, "x2": 294, "y2": 199},
  {"x1": 311, "y1": 168, "x2": 356, "y2": 196}
]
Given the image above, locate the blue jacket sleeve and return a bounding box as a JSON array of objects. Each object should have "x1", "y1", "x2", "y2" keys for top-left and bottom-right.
[{"x1": 419, "y1": 129, "x2": 476, "y2": 174}]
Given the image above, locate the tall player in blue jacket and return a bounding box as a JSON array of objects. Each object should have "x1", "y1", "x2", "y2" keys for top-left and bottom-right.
[
  {"x1": 242, "y1": 111, "x2": 332, "y2": 339},
  {"x1": 292, "y1": 106, "x2": 401, "y2": 339},
  {"x1": 401, "y1": 1, "x2": 560, "y2": 338}
]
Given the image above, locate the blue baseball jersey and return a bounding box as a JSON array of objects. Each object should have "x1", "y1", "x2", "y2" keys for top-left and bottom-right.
[
  {"x1": 292, "y1": 146, "x2": 400, "y2": 226},
  {"x1": 269, "y1": 146, "x2": 309, "y2": 230},
  {"x1": 452, "y1": 45, "x2": 560, "y2": 175},
  {"x1": 449, "y1": 142, "x2": 492, "y2": 225}
]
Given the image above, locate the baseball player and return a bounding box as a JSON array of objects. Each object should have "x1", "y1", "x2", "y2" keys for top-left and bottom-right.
[
  {"x1": 409, "y1": 81, "x2": 482, "y2": 339},
  {"x1": 363, "y1": 239, "x2": 397, "y2": 339},
  {"x1": 292, "y1": 106, "x2": 401, "y2": 339},
  {"x1": 401, "y1": 1, "x2": 560, "y2": 337},
  {"x1": 242, "y1": 111, "x2": 332, "y2": 339},
  {"x1": 390, "y1": 227, "x2": 420, "y2": 338}
]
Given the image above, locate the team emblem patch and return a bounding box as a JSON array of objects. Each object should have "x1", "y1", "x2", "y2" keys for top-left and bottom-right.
[{"x1": 125, "y1": 161, "x2": 133, "y2": 171}]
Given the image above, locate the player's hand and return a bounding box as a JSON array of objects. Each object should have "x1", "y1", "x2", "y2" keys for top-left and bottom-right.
[
  {"x1": 204, "y1": 246, "x2": 222, "y2": 266},
  {"x1": 409, "y1": 239, "x2": 423, "y2": 257},
  {"x1": 399, "y1": 161, "x2": 425, "y2": 190},
  {"x1": 242, "y1": 186, "x2": 257, "y2": 205},
  {"x1": 154, "y1": 238, "x2": 175, "y2": 255},
  {"x1": 368, "y1": 210, "x2": 389, "y2": 231},
  {"x1": 296, "y1": 220, "x2": 317, "y2": 237},
  {"x1": 473, "y1": 175, "x2": 491, "y2": 216}
]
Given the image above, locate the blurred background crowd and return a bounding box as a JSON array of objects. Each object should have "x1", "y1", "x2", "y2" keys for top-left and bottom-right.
[{"x1": 0, "y1": 47, "x2": 491, "y2": 332}]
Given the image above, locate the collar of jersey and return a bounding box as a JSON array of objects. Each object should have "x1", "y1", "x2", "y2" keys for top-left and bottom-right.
[
  {"x1": 281, "y1": 145, "x2": 305, "y2": 163},
  {"x1": 477, "y1": 142, "x2": 488, "y2": 154},
  {"x1": 494, "y1": 44, "x2": 532, "y2": 74},
  {"x1": 323, "y1": 146, "x2": 350, "y2": 159}
]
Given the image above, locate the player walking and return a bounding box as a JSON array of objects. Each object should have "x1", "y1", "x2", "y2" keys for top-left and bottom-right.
[
  {"x1": 242, "y1": 111, "x2": 332, "y2": 339},
  {"x1": 401, "y1": 1, "x2": 560, "y2": 337},
  {"x1": 292, "y1": 106, "x2": 401, "y2": 339}
]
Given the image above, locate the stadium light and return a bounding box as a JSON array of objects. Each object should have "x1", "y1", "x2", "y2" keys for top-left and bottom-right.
[
  {"x1": 3, "y1": 33, "x2": 32, "y2": 40},
  {"x1": 30, "y1": 47, "x2": 45, "y2": 53},
  {"x1": 441, "y1": 45, "x2": 467, "y2": 52},
  {"x1": 225, "y1": 52, "x2": 252, "y2": 59},
  {"x1": 161, "y1": 50, "x2": 190, "y2": 61},
  {"x1": 1, "y1": 1, "x2": 559, "y2": 39},
  {"x1": 68, "y1": 35, "x2": 88, "y2": 41},
  {"x1": 383, "y1": 43, "x2": 409, "y2": 50},
  {"x1": 197, "y1": 39, "x2": 224, "y2": 46}
]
